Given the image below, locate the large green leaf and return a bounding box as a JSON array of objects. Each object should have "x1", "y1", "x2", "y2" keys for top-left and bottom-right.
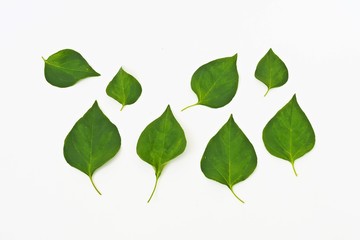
[
  {"x1": 63, "y1": 101, "x2": 121, "y2": 194},
  {"x1": 43, "y1": 49, "x2": 100, "y2": 88},
  {"x1": 106, "y1": 67, "x2": 142, "y2": 111},
  {"x1": 201, "y1": 115, "x2": 257, "y2": 203},
  {"x1": 254, "y1": 48, "x2": 288, "y2": 96},
  {"x1": 182, "y1": 54, "x2": 239, "y2": 110},
  {"x1": 262, "y1": 94, "x2": 315, "y2": 175},
  {"x1": 136, "y1": 105, "x2": 187, "y2": 202}
]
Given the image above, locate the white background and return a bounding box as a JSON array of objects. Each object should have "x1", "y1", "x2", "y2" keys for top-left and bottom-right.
[{"x1": 1, "y1": 0, "x2": 359, "y2": 239}]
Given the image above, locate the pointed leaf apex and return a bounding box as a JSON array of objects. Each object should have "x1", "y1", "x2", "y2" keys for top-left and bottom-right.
[
  {"x1": 227, "y1": 114, "x2": 236, "y2": 125},
  {"x1": 93, "y1": 100, "x2": 99, "y2": 108},
  {"x1": 164, "y1": 105, "x2": 173, "y2": 116},
  {"x1": 291, "y1": 94, "x2": 297, "y2": 101}
]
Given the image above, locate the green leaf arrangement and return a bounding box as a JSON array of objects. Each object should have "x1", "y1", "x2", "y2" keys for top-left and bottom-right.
[
  {"x1": 262, "y1": 94, "x2": 315, "y2": 175},
  {"x1": 136, "y1": 106, "x2": 187, "y2": 202},
  {"x1": 183, "y1": 54, "x2": 239, "y2": 110},
  {"x1": 63, "y1": 101, "x2": 121, "y2": 194},
  {"x1": 44, "y1": 47, "x2": 316, "y2": 201},
  {"x1": 201, "y1": 115, "x2": 257, "y2": 203},
  {"x1": 43, "y1": 49, "x2": 100, "y2": 88}
]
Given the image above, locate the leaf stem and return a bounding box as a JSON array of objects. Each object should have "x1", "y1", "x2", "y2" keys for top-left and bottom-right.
[
  {"x1": 181, "y1": 103, "x2": 199, "y2": 111},
  {"x1": 264, "y1": 88, "x2": 270, "y2": 97},
  {"x1": 41, "y1": 56, "x2": 46, "y2": 62},
  {"x1": 147, "y1": 176, "x2": 159, "y2": 203},
  {"x1": 291, "y1": 162, "x2": 298, "y2": 176},
  {"x1": 89, "y1": 176, "x2": 102, "y2": 195},
  {"x1": 229, "y1": 187, "x2": 245, "y2": 203},
  {"x1": 120, "y1": 104, "x2": 125, "y2": 111}
]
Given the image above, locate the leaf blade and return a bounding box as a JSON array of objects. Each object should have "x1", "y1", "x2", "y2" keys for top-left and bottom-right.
[
  {"x1": 201, "y1": 115, "x2": 257, "y2": 202},
  {"x1": 262, "y1": 94, "x2": 316, "y2": 175},
  {"x1": 255, "y1": 48, "x2": 288, "y2": 95},
  {"x1": 106, "y1": 67, "x2": 142, "y2": 111},
  {"x1": 184, "y1": 54, "x2": 239, "y2": 109},
  {"x1": 43, "y1": 49, "x2": 100, "y2": 88},
  {"x1": 136, "y1": 105, "x2": 187, "y2": 202},
  {"x1": 63, "y1": 101, "x2": 121, "y2": 194}
]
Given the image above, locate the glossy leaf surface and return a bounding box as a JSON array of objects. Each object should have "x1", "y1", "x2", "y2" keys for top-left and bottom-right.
[
  {"x1": 136, "y1": 105, "x2": 186, "y2": 202},
  {"x1": 255, "y1": 48, "x2": 288, "y2": 96},
  {"x1": 262, "y1": 94, "x2": 315, "y2": 175},
  {"x1": 63, "y1": 101, "x2": 121, "y2": 194},
  {"x1": 43, "y1": 49, "x2": 100, "y2": 88},
  {"x1": 106, "y1": 67, "x2": 142, "y2": 111},
  {"x1": 201, "y1": 115, "x2": 257, "y2": 203},
  {"x1": 183, "y1": 54, "x2": 239, "y2": 110}
]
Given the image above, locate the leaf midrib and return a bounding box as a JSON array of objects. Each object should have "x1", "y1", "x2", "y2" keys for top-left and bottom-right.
[
  {"x1": 288, "y1": 102, "x2": 294, "y2": 162},
  {"x1": 267, "y1": 53, "x2": 273, "y2": 88},
  {"x1": 157, "y1": 110, "x2": 169, "y2": 172},
  {"x1": 45, "y1": 60, "x2": 94, "y2": 74},
  {"x1": 199, "y1": 74, "x2": 218, "y2": 102},
  {"x1": 88, "y1": 115, "x2": 95, "y2": 176},
  {"x1": 227, "y1": 122, "x2": 232, "y2": 187}
]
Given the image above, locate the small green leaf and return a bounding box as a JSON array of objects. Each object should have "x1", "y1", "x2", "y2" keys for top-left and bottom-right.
[
  {"x1": 63, "y1": 101, "x2": 121, "y2": 194},
  {"x1": 106, "y1": 67, "x2": 142, "y2": 111},
  {"x1": 201, "y1": 115, "x2": 257, "y2": 203},
  {"x1": 43, "y1": 49, "x2": 100, "y2": 88},
  {"x1": 136, "y1": 105, "x2": 187, "y2": 202},
  {"x1": 254, "y1": 48, "x2": 288, "y2": 96},
  {"x1": 262, "y1": 94, "x2": 315, "y2": 176},
  {"x1": 182, "y1": 54, "x2": 239, "y2": 110}
]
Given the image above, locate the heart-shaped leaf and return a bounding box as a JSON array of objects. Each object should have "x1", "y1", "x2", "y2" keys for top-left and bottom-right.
[
  {"x1": 201, "y1": 115, "x2": 257, "y2": 203},
  {"x1": 262, "y1": 94, "x2": 315, "y2": 175},
  {"x1": 63, "y1": 101, "x2": 121, "y2": 194},
  {"x1": 182, "y1": 54, "x2": 239, "y2": 110},
  {"x1": 136, "y1": 105, "x2": 187, "y2": 202},
  {"x1": 43, "y1": 49, "x2": 100, "y2": 88},
  {"x1": 106, "y1": 67, "x2": 142, "y2": 111},
  {"x1": 255, "y1": 48, "x2": 288, "y2": 96}
]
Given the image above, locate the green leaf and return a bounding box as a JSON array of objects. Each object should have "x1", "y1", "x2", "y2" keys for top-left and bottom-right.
[
  {"x1": 201, "y1": 115, "x2": 257, "y2": 203},
  {"x1": 106, "y1": 67, "x2": 142, "y2": 111},
  {"x1": 63, "y1": 101, "x2": 121, "y2": 195},
  {"x1": 254, "y1": 48, "x2": 288, "y2": 96},
  {"x1": 136, "y1": 105, "x2": 187, "y2": 202},
  {"x1": 262, "y1": 94, "x2": 315, "y2": 176},
  {"x1": 182, "y1": 54, "x2": 239, "y2": 110},
  {"x1": 43, "y1": 49, "x2": 100, "y2": 88}
]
